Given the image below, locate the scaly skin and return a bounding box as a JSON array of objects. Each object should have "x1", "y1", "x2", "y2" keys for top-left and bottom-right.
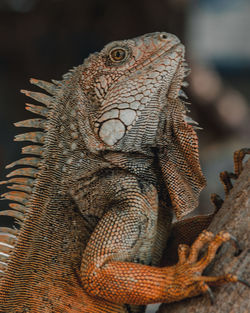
[{"x1": 0, "y1": 32, "x2": 244, "y2": 313}]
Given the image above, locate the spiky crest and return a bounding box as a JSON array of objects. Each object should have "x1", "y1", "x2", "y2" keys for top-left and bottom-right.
[{"x1": 0, "y1": 78, "x2": 58, "y2": 278}]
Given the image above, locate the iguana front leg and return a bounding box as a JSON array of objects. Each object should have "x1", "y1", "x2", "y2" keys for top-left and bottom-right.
[{"x1": 80, "y1": 183, "x2": 243, "y2": 308}]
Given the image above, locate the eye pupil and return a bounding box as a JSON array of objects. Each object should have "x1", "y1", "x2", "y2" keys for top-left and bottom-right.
[{"x1": 110, "y1": 48, "x2": 126, "y2": 62}]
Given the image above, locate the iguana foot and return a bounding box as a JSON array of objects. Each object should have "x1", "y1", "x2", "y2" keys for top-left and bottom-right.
[
  {"x1": 220, "y1": 148, "x2": 250, "y2": 195},
  {"x1": 169, "y1": 230, "x2": 246, "y2": 303},
  {"x1": 219, "y1": 171, "x2": 237, "y2": 195},
  {"x1": 210, "y1": 193, "x2": 224, "y2": 213},
  {"x1": 233, "y1": 148, "x2": 250, "y2": 176}
]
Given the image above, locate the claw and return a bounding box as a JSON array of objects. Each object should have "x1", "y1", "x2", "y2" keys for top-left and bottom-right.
[
  {"x1": 220, "y1": 171, "x2": 237, "y2": 195},
  {"x1": 206, "y1": 285, "x2": 215, "y2": 305},
  {"x1": 228, "y1": 234, "x2": 242, "y2": 256},
  {"x1": 210, "y1": 193, "x2": 224, "y2": 214},
  {"x1": 238, "y1": 277, "x2": 250, "y2": 288},
  {"x1": 237, "y1": 277, "x2": 250, "y2": 288},
  {"x1": 198, "y1": 281, "x2": 215, "y2": 305}
]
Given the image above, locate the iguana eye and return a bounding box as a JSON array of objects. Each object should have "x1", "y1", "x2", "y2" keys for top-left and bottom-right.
[{"x1": 109, "y1": 48, "x2": 127, "y2": 62}]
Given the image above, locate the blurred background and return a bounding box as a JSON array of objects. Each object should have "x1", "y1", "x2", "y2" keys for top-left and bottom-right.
[{"x1": 0, "y1": 1, "x2": 249, "y2": 309}]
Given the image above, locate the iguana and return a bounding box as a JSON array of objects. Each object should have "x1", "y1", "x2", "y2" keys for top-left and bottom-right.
[{"x1": 0, "y1": 32, "x2": 248, "y2": 313}]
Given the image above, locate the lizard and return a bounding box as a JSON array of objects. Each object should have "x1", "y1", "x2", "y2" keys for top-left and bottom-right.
[{"x1": 0, "y1": 32, "x2": 248, "y2": 313}]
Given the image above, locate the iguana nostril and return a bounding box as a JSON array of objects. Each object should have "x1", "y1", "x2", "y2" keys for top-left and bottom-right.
[{"x1": 159, "y1": 33, "x2": 168, "y2": 40}]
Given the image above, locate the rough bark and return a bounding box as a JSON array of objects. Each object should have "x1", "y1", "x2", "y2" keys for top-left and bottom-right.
[{"x1": 158, "y1": 158, "x2": 250, "y2": 313}]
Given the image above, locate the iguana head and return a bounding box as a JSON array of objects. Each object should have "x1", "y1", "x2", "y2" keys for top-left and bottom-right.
[
  {"x1": 77, "y1": 32, "x2": 205, "y2": 218},
  {"x1": 16, "y1": 32, "x2": 205, "y2": 219},
  {"x1": 79, "y1": 32, "x2": 187, "y2": 151}
]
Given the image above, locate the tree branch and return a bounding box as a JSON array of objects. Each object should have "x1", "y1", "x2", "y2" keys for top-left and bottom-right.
[{"x1": 158, "y1": 159, "x2": 250, "y2": 313}]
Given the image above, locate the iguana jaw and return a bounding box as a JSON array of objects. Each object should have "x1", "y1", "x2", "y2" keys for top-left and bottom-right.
[
  {"x1": 77, "y1": 32, "x2": 188, "y2": 151},
  {"x1": 94, "y1": 43, "x2": 186, "y2": 148}
]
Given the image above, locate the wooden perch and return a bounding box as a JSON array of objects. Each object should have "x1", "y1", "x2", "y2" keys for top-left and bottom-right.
[{"x1": 158, "y1": 158, "x2": 250, "y2": 313}]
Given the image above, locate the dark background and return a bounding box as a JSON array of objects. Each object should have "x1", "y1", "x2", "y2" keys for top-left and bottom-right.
[{"x1": 0, "y1": 0, "x2": 249, "y2": 223}]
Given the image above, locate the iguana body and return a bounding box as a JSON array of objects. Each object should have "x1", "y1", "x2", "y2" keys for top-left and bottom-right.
[{"x1": 0, "y1": 32, "x2": 244, "y2": 313}]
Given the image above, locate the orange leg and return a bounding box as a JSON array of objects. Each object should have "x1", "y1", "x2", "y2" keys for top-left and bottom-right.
[{"x1": 80, "y1": 189, "x2": 246, "y2": 306}]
